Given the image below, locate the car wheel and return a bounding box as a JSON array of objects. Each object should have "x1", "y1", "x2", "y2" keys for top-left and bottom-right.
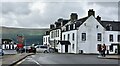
[{"x1": 44, "y1": 50, "x2": 48, "y2": 53}]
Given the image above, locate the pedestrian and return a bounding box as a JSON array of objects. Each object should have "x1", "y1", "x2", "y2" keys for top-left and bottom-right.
[
  {"x1": 31, "y1": 44, "x2": 36, "y2": 53},
  {"x1": 102, "y1": 44, "x2": 106, "y2": 57},
  {"x1": 97, "y1": 44, "x2": 102, "y2": 57}
]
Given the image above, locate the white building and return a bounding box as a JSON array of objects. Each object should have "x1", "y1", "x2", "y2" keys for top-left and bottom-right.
[
  {"x1": 43, "y1": 31, "x2": 50, "y2": 46},
  {"x1": 58, "y1": 9, "x2": 120, "y2": 54},
  {"x1": 43, "y1": 35, "x2": 50, "y2": 46},
  {"x1": 44, "y1": 9, "x2": 120, "y2": 54},
  {"x1": 2, "y1": 39, "x2": 17, "y2": 50},
  {"x1": 49, "y1": 19, "x2": 69, "y2": 49}
]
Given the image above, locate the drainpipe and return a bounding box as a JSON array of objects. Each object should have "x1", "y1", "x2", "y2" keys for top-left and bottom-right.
[{"x1": 76, "y1": 28, "x2": 79, "y2": 54}]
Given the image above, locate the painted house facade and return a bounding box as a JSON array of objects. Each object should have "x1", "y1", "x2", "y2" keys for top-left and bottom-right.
[
  {"x1": 44, "y1": 9, "x2": 120, "y2": 54},
  {"x1": 49, "y1": 19, "x2": 69, "y2": 49},
  {"x1": 43, "y1": 35, "x2": 50, "y2": 46},
  {"x1": 2, "y1": 39, "x2": 17, "y2": 50}
]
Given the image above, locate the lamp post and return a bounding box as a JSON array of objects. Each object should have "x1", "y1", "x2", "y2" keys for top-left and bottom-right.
[
  {"x1": 54, "y1": 39, "x2": 55, "y2": 51},
  {"x1": 25, "y1": 40, "x2": 26, "y2": 53}
]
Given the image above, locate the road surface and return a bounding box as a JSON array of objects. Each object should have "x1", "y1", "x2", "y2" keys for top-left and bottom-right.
[{"x1": 15, "y1": 53, "x2": 119, "y2": 66}]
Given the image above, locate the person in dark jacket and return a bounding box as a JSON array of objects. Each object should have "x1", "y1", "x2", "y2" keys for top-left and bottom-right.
[
  {"x1": 102, "y1": 44, "x2": 106, "y2": 57},
  {"x1": 97, "y1": 44, "x2": 102, "y2": 57}
]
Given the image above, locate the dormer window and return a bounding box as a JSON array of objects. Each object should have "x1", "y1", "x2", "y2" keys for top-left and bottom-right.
[
  {"x1": 109, "y1": 25, "x2": 112, "y2": 30},
  {"x1": 106, "y1": 24, "x2": 112, "y2": 31}
]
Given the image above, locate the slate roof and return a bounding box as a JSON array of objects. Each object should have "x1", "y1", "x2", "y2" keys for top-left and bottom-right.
[
  {"x1": 100, "y1": 21, "x2": 120, "y2": 31},
  {"x1": 50, "y1": 19, "x2": 69, "y2": 31},
  {"x1": 72, "y1": 16, "x2": 88, "y2": 28},
  {"x1": 62, "y1": 16, "x2": 88, "y2": 32},
  {"x1": 58, "y1": 41, "x2": 71, "y2": 45},
  {"x1": 78, "y1": 16, "x2": 88, "y2": 22},
  {"x1": 64, "y1": 16, "x2": 120, "y2": 31},
  {"x1": 62, "y1": 20, "x2": 70, "y2": 26},
  {"x1": 51, "y1": 15, "x2": 120, "y2": 32}
]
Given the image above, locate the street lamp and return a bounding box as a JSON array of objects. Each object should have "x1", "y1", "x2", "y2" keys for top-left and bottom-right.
[
  {"x1": 24, "y1": 40, "x2": 26, "y2": 53},
  {"x1": 54, "y1": 39, "x2": 55, "y2": 51}
]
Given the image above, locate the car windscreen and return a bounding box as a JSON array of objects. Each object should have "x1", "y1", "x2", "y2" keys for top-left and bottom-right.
[{"x1": 40, "y1": 46, "x2": 47, "y2": 48}]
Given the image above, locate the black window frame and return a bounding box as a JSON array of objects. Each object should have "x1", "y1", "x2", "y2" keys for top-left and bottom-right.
[
  {"x1": 72, "y1": 33, "x2": 75, "y2": 41},
  {"x1": 68, "y1": 34, "x2": 70, "y2": 41},
  {"x1": 97, "y1": 33, "x2": 102, "y2": 41},
  {"x1": 56, "y1": 30, "x2": 57, "y2": 37},
  {"x1": 82, "y1": 33, "x2": 86, "y2": 41},
  {"x1": 72, "y1": 44, "x2": 74, "y2": 51},
  {"x1": 64, "y1": 35, "x2": 65, "y2": 40},
  {"x1": 118, "y1": 35, "x2": 120, "y2": 42},
  {"x1": 58, "y1": 30, "x2": 59, "y2": 37},
  {"x1": 44, "y1": 38, "x2": 45, "y2": 42},
  {"x1": 109, "y1": 34, "x2": 113, "y2": 42}
]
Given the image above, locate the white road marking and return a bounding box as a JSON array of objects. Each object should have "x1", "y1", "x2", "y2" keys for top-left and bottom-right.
[
  {"x1": 14, "y1": 59, "x2": 26, "y2": 66},
  {"x1": 31, "y1": 59, "x2": 40, "y2": 65},
  {"x1": 15, "y1": 57, "x2": 42, "y2": 66}
]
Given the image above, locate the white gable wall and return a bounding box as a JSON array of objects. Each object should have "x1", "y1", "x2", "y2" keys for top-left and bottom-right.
[{"x1": 78, "y1": 15, "x2": 105, "y2": 53}]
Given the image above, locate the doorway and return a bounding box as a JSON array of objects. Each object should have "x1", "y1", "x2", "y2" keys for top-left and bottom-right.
[
  {"x1": 110, "y1": 44, "x2": 120, "y2": 54},
  {"x1": 65, "y1": 45, "x2": 68, "y2": 53}
]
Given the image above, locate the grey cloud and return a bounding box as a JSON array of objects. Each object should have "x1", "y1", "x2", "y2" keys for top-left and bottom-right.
[
  {"x1": 1, "y1": 2, "x2": 31, "y2": 15},
  {"x1": 1, "y1": 2, "x2": 119, "y2": 28},
  {"x1": 88, "y1": 2, "x2": 118, "y2": 8}
]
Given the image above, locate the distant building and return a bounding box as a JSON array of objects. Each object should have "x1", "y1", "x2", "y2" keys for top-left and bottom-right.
[
  {"x1": 43, "y1": 31, "x2": 50, "y2": 46},
  {"x1": 44, "y1": 9, "x2": 120, "y2": 54},
  {"x1": 2, "y1": 39, "x2": 17, "y2": 50}
]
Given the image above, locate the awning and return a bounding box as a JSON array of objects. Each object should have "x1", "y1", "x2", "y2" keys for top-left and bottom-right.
[{"x1": 58, "y1": 41, "x2": 71, "y2": 45}]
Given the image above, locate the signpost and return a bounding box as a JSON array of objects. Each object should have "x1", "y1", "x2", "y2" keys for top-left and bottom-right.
[{"x1": 17, "y1": 34, "x2": 24, "y2": 53}]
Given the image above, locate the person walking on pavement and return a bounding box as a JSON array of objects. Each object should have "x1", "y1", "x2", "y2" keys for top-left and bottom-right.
[
  {"x1": 97, "y1": 44, "x2": 102, "y2": 57},
  {"x1": 102, "y1": 44, "x2": 106, "y2": 57},
  {"x1": 31, "y1": 44, "x2": 36, "y2": 53}
]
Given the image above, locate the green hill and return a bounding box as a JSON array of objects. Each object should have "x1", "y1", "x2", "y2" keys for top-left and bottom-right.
[{"x1": 1, "y1": 26, "x2": 49, "y2": 46}]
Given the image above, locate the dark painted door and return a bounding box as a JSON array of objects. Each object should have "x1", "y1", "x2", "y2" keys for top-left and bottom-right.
[{"x1": 65, "y1": 45, "x2": 68, "y2": 53}]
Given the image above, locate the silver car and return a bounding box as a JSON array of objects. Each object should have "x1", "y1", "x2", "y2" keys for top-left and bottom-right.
[{"x1": 36, "y1": 45, "x2": 49, "y2": 53}]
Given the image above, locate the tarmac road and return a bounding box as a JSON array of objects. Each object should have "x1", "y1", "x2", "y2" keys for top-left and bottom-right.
[{"x1": 15, "y1": 53, "x2": 119, "y2": 66}]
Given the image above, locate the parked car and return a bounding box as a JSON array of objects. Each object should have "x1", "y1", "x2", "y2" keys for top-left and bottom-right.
[
  {"x1": 36, "y1": 45, "x2": 49, "y2": 53},
  {"x1": 0, "y1": 46, "x2": 4, "y2": 56},
  {"x1": 23, "y1": 46, "x2": 31, "y2": 53},
  {"x1": 49, "y1": 47, "x2": 55, "y2": 53}
]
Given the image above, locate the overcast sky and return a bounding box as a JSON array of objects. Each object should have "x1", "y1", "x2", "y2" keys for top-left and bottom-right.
[{"x1": 0, "y1": 0, "x2": 120, "y2": 28}]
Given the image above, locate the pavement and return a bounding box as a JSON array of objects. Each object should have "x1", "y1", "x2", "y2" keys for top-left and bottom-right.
[
  {"x1": 3, "y1": 50, "x2": 17, "y2": 55},
  {"x1": 97, "y1": 55, "x2": 120, "y2": 60},
  {"x1": 1, "y1": 53, "x2": 35, "y2": 66}
]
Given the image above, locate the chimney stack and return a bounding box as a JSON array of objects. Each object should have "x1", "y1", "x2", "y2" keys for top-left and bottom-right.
[
  {"x1": 58, "y1": 18, "x2": 63, "y2": 22},
  {"x1": 50, "y1": 24, "x2": 55, "y2": 29},
  {"x1": 55, "y1": 22, "x2": 61, "y2": 28},
  {"x1": 96, "y1": 15, "x2": 101, "y2": 22},
  {"x1": 88, "y1": 9, "x2": 95, "y2": 17},
  {"x1": 45, "y1": 31, "x2": 50, "y2": 35},
  {"x1": 70, "y1": 13, "x2": 78, "y2": 21}
]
